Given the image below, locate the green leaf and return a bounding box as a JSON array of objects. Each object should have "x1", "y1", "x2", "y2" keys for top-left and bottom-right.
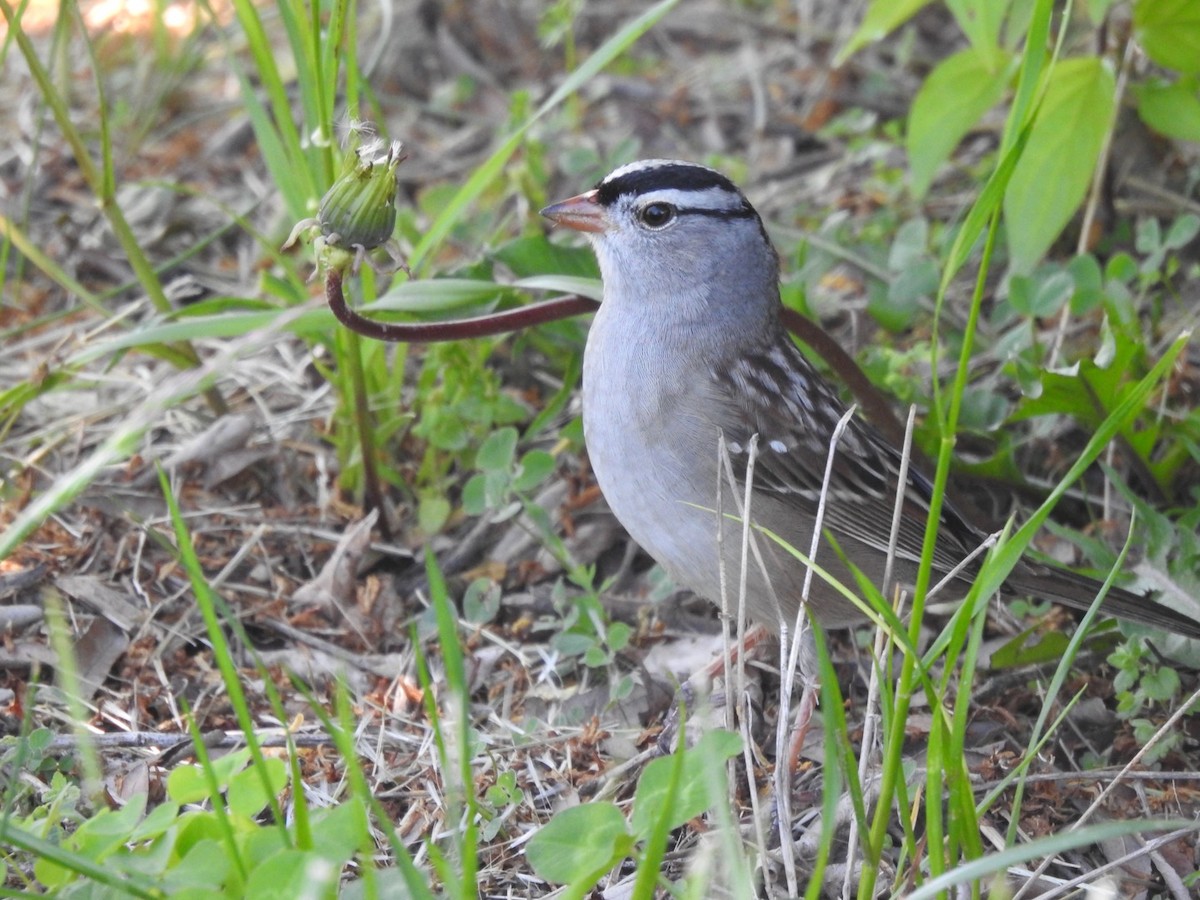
[
  {"x1": 1010, "y1": 269, "x2": 1073, "y2": 317},
  {"x1": 162, "y1": 837, "x2": 234, "y2": 893},
  {"x1": 515, "y1": 274, "x2": 604, "y2": 302},
  {"x1": 908, "y1": 48, "x2": 1013, "y2": 197},
  {"x1": 167, "y1": 748, "x2": 252, "y2": 803},
  {"x1": 72, "y1": 794, "x2": 148, "y2": 856},
  {"x1": 1133, "y1": 79, "x2": 1200, "y2": 141},
  {"x1": 463, "y1": 578, "x2": 501, "y2": 624},
  {"x1": 418, "y1": 493, "x2": 452, "y2": 534},
  {"x1": 368, "y1": 278, "x2": 514, "y2": 314},
  {"x1": 990, "y1": 628, "x2": 1072, "y2": 668},
  {"x1": 957, "y1": 387, "x2": 1008, "y2": 432},
  {"x1": 1011, "y1": 334, "x2": 1138, "y2": 426},
  {"x1": 888, "y1": 218, "x2": 929, "y2": 269},
  {"x1": 974, "y1": 334, "x2": 1188, "y2": 602},
  {"x1": 1004, "y1": 57, "x2": 1115, "y2": 272},
  {"x1": 1165, "y1": 213, "x2": 1200, "y2": 249},
  {"x1": 494, "y1": 234, "x2": 600, "y2": 279},
  {"x1": 476, "y1": 427, "x2": 519, "y2": 472},
  {"x1": 227, "y1": 756, "x2": 288, "y2": 818},
  {"x1": 838, "y1": 0, "x2": 936, "y2": 63},
  {"x1": 513, "y1": 449, "x2": 556, "y2": 492},
  {"x1": 1067, "y1": 253, "x2": 1104, "y2": 314},
  {"x1": 878, "y1": 260, "x2": 937, "y2": 330},
  {"x1": 244, "y1": 848, "x2": 339, "y2": 899},
  {"x1": 629, "y1": 730, "x2": 741, "y2": 839},
  {"x1": 944, "y1": 0, "x2": 1006, "y2": 53},
  {"x1": 1134, "y1": 0, "x2": 1200, "y2": 75},
  {"x1": 461, "y1": 473, "x2": 487, "y2": 516},
  {"x1": 607, "y1": 621, "x2": 633, "y2": 653},
  {"x1": 551, "y1": 631, "x2": 598, "y2": 657},
  {"x1": 307, "y1": 806, "x2": 367, "y2": 864},
  {"x1": 1142, "y1": 666, "x2": 1181, "y2": 702},
  {"x1": 526, "y1": 803, "x2": 631, "y2": 885},
  {"x1": 129, "y1": 802, "x2": 182, "y2": 843}
]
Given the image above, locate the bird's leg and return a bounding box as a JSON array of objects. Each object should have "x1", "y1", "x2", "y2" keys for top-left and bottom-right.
[
  {"x1": 655, "y1": 622, "x2": 772, "y2": 755},
  {"x1": 786, "y1": 625, "x2": 819, "y2": 773}
]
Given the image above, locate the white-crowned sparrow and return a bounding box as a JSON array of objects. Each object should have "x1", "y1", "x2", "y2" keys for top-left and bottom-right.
[{"x1": 542, "y1": 158, "x2": 1200, "y2": 638}]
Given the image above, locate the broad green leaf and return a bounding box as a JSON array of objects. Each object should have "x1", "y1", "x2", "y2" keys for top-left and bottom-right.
[
  {"x1": 1142, "y1": 666, "x2": 1181, "y2": 701},
  {"x1": 242, "y1": 826, "x2": 290, "y2": 869},
  {"x1": 461, "y1": 474, "x2": 487, "y2": 516},
  {"x1": 1134, "y1": 0, "x2": 1200, "y2": 75},
  {"x1": 1134, "y1": 79, "x2": 1200, "y2": 141},
  {"x1": 494, "y1": 234, "x2": 599, "y2": 279},
  {"x1": 227, "y1": 756, "x2": 288, "y2": 818},
  {"x1": 1067, "y1": 253, "x2": 1104, "y2": 314},
  {"x1": 887, "y1": 218, "x2": 930, "y2": 269},
  {"x1": 476, "y1": 427, "x2": 518, "y2": 471},
  {"x1": 368, "y1": 278, "x2": 515, "y2": 313},
  {"x1": 513, "y1": 449, "x2": 556, "y2": 492},
  {"x1": 418, "y1": 493, "x2": 451, "y2": 534},
  {"x1": 551, "y1": 632, "x2": 598, "y2": 657},
  {"x1": 990, "y1": 628, "x2": 1072, "y2": 668},
  {"x1": 1009, "y1": 269, "x2": 1073, "y2": 317},
  {"x1": 1004, "y1": 57, "x2": 1115, "y2": 272},
  {"x1": 876, "y1": 261, "x2": 937, "y2": 330},
  {"x1": 526, "y1": 802, "x2": 631, "y2": 884},
  {"x1": 515, "y1": 274, "x2": 604, "y2": 302},
  {"x1": 72, "y1": 794, "x2": 148, "y2": 854},
  {"x1": 838, "y1": 0, "x2": 936, "y2": 63},
  {"x1": 244, "y1": 848, "x2": 337, "y2": 899},
  {"x1": 162, "y1": 837, "x2": 233, "y2": 893},
  {"x1": 463, "y1": 577, "x2": 501, "y2": 623},
  {"x1": 1010, "y1": 328, "x2": 1141, "y2": 427},
  {"x1": 629, "y1": 730, "x2": 741, "y2": 839},
  {"x1": 975, "y1": 334, "x2": 1188, "y2": 604},
  {"x1": 944, "y1": 0, "x2": 1006, "y2": 57},
  {"x1": 167, "y1": 748, "x2": 253, "y2": 803},
  {"x1": 1165, "y1": 213, "x2": 1200, "y2": 249},
  {"x1": 129, "y1": 802, "x2": 182, "y2": 843}
]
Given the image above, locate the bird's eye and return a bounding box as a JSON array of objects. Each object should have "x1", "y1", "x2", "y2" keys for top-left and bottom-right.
[{"x1": 638, "y1": 202, "x2": 676, "y2": 229}]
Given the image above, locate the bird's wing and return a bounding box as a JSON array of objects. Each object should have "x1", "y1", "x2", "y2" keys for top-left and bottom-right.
[{"x1": 708, "y1": 334, "x2": 985, "y2": 578}]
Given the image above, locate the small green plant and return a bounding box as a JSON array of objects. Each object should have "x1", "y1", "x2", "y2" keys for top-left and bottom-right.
[
  {"x1": 526, "y1": 729, "x2": 742, "y2": 894},
  {"x1": 1107, "y1": 639, "x2": 1199, "y2": 764},
  {"x1": 462, "y1": 426, "x2": 557, "y2": 524},
  {"x1": 844, "y1": 0, "x2": 1200, "y2": 272},
  {"x1": 478, "y1": 770, "x2": 523, "y2": 841},
  {"x1": 461, "y1": 425, "x2": 632, "y2": 676},
  {"x1": 0, "y1": 746, "x2": 376, "y2": 896}
]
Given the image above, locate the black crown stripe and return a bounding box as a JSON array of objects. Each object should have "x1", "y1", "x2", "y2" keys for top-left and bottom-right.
[{"x1": 595, "y1": 162, "x2": 745, "y2": 208}]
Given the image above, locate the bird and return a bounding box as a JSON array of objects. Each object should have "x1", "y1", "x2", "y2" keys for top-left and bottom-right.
[{"x1": 540, "y1": 158, "x2": 1200, "y2": 640}]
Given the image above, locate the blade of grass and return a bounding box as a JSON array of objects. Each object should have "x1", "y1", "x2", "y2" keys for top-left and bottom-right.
[
  {"x1": 287, "y1": 674, "x2": 433, "y2": 897},
  {"x1": 419, "y1": 547, "x2": 479, "y2": 893},
  {"x1": 156, "y1": 465, "x2": 291, "y2": 844},
  {"x1": 906, "y1": 819, "x2": 1198, "y2": 899},
  {"x1": 179, "y1": 698, "x2": 250, "y2": 883},
  {"x1": 0, "y1": 820, "x2": 160, "y2": 898}
]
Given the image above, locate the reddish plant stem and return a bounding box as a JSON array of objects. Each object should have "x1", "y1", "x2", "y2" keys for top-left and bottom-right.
[
  {"x1": 326, "y1": 270, "x2": 601, "y2": 341},
  {"x1": 326, "y1": 268, "x2": 915, "y2": 461}
]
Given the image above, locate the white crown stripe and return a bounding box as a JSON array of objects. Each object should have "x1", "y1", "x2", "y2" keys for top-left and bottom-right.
[
  {"x1": 634, "y1": 186, "x2": 745, "y2": 213},
  {"x1": 602, "y1": 158, "x2": 700, "y2": 183}
]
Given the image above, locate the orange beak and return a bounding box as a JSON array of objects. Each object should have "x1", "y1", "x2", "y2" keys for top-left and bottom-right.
[{"x1": 541, "y1": 189, "x2": 608, "y2": 234}]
